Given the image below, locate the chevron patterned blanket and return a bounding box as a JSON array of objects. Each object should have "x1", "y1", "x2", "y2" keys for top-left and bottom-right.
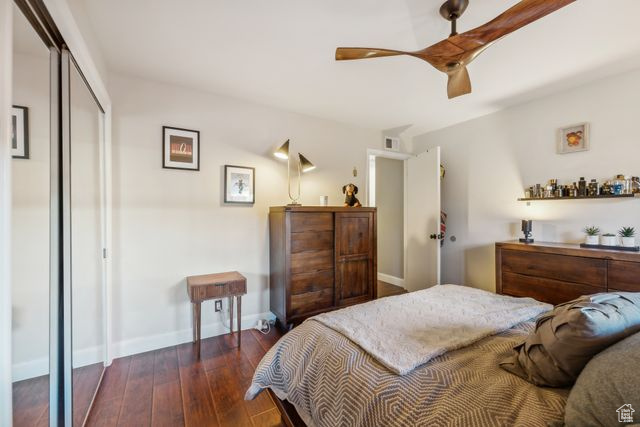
[
  {"x1": 312, "y1": 285, "x2": 552, "y2": 375},
  {"x1": 246, "y1": 320, "x2": 569, "y2": 426}
]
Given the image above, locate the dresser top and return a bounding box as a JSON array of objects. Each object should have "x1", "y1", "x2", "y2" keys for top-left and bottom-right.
[
  {"x1": 269, "y1": 206, "x2": 377, "y2": 213},
  {"x1": 496, "y1": 240, "x2": 640, "y2": 262}
]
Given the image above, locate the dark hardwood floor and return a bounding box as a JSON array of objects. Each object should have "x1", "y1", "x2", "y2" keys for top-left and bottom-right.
[
  {"x1": 13, "y1": 281, "x2": 406, "y2": 427},
  {"x1": 377, "y1": 280, "x2": 407, "y2": 298},
  {"x1": 12, "y1": 363, "x2": 104, "y2": 427},
  {"x1": 86, "y1": 328, "x2": 285, "y2": 427}
]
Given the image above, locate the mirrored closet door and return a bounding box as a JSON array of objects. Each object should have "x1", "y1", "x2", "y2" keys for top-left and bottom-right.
[
  {"x1": 11, "y1": 3, "x2": 53, "y2": 426},
  {"x1": 68, "y1": 56, "x2": 106, "y2": 426}
]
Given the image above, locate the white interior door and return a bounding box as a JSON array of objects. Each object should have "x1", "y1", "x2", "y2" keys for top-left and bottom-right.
[{"x1": 406, "y1": 147, "x2": 441, "y2": 291}]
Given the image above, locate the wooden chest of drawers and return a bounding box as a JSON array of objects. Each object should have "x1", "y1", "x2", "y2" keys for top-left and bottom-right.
[
  {"x1": 496, "y1": 241, "x2": 640, "y2": 305},
  {"x1": 269, "y1": 206, "x2": 377, "y2": 329}
]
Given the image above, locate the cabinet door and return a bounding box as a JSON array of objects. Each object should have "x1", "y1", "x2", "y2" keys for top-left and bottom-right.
[{"x1": 335, "y1": 212, "x2": 376, "y2": 306}]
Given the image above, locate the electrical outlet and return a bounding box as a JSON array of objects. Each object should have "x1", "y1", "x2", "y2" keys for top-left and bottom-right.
[{"x1": 214, "y1": 300, "x2": 222, "y2": 312}]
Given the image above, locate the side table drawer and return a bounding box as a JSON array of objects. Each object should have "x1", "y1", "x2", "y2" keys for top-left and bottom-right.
[{"x1": 192, "y1": 280, "x2": 246, "y2": 300}]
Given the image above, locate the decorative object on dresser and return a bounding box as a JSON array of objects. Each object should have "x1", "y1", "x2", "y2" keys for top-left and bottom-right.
[
  {"x1": 186, "y1": 271, "x2": 247, "y2": 354},
  {"x1": 162, "y1": 126, "x2": 200, "y2": 170},
  {"x1": 519, "y1": 219, "x2": 533, "y2": 243},
  {"x1": 273, "y1": 139, "x2": 316, "y2": 206},
  {"x1": 11, "y1": 105, "x2": 29, "y2": 159},
  {"x1": 269, "y1": 206, "x2": 377, "y2": 329},
  {"x1": 583, "y1": 226, "x2": 600, "y2": 245},
  {"x1": 224, "y1": 165, "x2": 255, "y2": 204},
  {"x1": 342, "y1": 183, "x2": 361, "y2": 207},
  {"x1": 557, "y1": 122, "x2": 590, "y2": 154},
  {"x1": 496, "y1": 241, "x2": 640, "y2": 305},
  {"x1": 619, "y1": 227, "x2": 636, "y2": 248}
]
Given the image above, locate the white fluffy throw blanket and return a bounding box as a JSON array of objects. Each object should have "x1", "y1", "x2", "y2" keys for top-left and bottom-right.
[{"x1": 310, "y1": 284, "x2": 551, "y2": 375}]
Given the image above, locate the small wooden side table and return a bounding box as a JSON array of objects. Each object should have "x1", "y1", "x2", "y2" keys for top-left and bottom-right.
[{"x1": 186, "y1": 271, "x2": 247, "y2": 353}]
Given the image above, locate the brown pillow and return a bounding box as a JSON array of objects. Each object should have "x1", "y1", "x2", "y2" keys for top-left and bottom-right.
[{"x1": 500, "y1": 292, "x2": 640, "y2": 387}]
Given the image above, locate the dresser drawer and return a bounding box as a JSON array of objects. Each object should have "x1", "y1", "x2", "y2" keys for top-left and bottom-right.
[
  {"x1": 291, "y1": 270, "x2": 334, "y2": 295},
  {"x1": 291, "y1": 213, "x2": 333, "y2": 232},
  {"x1": 502, "y1": 272, "x2": 604, "y2": 305},
  {"x1": 501, "y1": 250, "x2": 606, "y2": 287},
  {"x1": 608, "y1": 260, "x2": 640, "y2": 292},
  {"x1": 291, "y1": 249, "x2": 333, "y2": 275},
  {"x1": 290, "y1": 288, "x2": 334, "y2": 316},
  {"x1": 291, "y1": 231, "x2": 333, "y2": 253}
]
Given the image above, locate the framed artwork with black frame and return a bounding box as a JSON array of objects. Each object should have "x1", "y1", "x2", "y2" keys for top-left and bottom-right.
[
  {"x1": 162, "y1": 126, "x2": 200, "y2": 170},
  {"x1": 224, "y1": 165, "x2": 255, "y2": 204},
  {"x1": 12, "y1": 106, "x2": 29, "y2": 159}
]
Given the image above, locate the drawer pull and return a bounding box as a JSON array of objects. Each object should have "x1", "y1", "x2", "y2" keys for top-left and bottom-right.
[{"x1": 215, "y1": 283, "x2": 226, "y2": 287}]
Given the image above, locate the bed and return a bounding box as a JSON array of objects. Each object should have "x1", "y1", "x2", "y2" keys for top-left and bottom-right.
[{"x1": 246, "y1": 285, "x2": 568, "y2": 427}]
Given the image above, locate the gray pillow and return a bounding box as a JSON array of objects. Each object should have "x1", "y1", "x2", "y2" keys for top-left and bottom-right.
[
  {"x1": 500, "y1": 292, "x2": 640, "y2": 387},
  {"x1": 565, "y1": 331, "x2": 640, "y2": 427}
]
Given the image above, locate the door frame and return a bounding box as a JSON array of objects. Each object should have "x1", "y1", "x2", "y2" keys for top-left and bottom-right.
[{"x1": 365, "y1": 149, "x2": 413, "y2": 288}]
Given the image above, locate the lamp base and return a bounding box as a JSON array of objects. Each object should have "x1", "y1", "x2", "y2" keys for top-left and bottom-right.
[
  {"x1": 286, "y1": 202, "x2": 302, "y2": 207},
  {"x1": 519, "y1": 238, "x2": 534, "y2": 244}
]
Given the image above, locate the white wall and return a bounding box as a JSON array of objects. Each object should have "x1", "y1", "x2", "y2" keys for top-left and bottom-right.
[
  {"x1": 375, "y1": 157, "x2": 404, "y2": 280},
  {"x1": 109, "y1": 72, "x2": 379, "y2": 357},
  {"x1": 413, "y1": 68, "x2": 640, "y2": 292}
]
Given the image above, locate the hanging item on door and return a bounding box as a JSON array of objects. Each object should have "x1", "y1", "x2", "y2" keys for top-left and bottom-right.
[
  {"x1": 440, "y1": 211, "x2": 447, "y2": 247},
  {"x1": 342, "y1": 183, "x2": 362, "y2": 207}
]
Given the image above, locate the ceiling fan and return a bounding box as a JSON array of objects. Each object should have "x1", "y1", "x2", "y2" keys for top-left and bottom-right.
[{"x1": 335, "y1": 0, "x2": 575, "y2": 99}]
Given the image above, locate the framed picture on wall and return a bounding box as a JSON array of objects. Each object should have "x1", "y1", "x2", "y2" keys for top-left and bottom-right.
[
  {"x1": 162, "y1": 126, "x2": 200, "y2": 170},
  {"x1": 224, "y1": 165, "x2": 255, "y2": 204},
  {"x1": 12, "y1": 106, "x2": 29, "y2": 159},
  {"x1": 557, "y1": 123, "x2": 590, "y2": 154}
]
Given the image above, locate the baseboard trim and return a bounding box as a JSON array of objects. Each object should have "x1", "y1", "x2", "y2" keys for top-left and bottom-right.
[
  {"x1": 378, "y1": 273, "x2": 405, "y2": 288},
  {"x1": 111, "y1": 311, "x2": 276, "y2": 360},
  {"x1": 12, "y1": 345, "x2": 103, "y2": 382}
]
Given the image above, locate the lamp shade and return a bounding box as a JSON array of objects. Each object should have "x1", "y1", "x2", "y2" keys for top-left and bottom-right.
[
  {"x1": 299, "y1": 153, "x2": 315, "y2": 173},
  {"x1": 274, "y1": 139, "x2": 290, "y2": 159}
]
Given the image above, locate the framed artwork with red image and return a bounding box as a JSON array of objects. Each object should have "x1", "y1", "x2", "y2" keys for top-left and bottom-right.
[{"x1": 163, "y1": 126, "x2": 199, "y2": 170}]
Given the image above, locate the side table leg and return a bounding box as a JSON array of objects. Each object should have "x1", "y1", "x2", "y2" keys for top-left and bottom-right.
[
  {"x1": 229, "y1": 296, "x2": 234, "y2": 335},
  {"x1": 237, "y1": 295, "x2": 242, "y2": 347},
  {"x1": 192, "y1": 302, "x2": 197, "y2": 343},
  {"x1": 195, "y1": 302, "x2": 202, "y2": 357}
]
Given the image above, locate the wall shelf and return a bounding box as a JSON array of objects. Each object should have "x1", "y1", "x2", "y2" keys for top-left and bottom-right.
[{"x1": 518, "y1": 194, "x2": 640, "y2": 201}]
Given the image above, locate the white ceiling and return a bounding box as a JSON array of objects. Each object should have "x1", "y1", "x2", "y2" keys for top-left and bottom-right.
[{"x1": 81, "y1": 0, "x2": 640, "y2": 135}]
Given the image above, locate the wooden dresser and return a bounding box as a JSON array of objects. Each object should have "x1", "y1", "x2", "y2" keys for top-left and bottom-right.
[
  {"x1": 269, "y1": 206, "x2": 377, "y2": 329},
  {"x1": 496, "y1": 241, "x2": 640, "y2": 305}
]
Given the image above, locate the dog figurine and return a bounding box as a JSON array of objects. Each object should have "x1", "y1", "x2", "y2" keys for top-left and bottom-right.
[{"x1": 342, "y1": 183, "x2": 361, "y2": 207}]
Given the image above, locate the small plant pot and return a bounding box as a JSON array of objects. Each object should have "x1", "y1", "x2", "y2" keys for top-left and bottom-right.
[
  {"x1": 622, "y1": 237, "x2": 636, "y2": 248},
  {"x1": 600, "y1": 235, "x2": 617, "y2": 246},
  {"x1": 585, "y1": 235, "x2": 599, "y2": 245}
]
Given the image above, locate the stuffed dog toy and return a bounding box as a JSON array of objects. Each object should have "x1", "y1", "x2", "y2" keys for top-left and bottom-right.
[{"x1": 342, "y1": 183, "x2": 362, "y2": 207}]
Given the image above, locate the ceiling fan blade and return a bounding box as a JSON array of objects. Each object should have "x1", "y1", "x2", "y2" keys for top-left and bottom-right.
[
  {"x1": 451, "y1": 0, "x2": 576, "y2": 51},
  {"x1": 335, "y1": 47, "x2": 410, "y2": 61},
  {"x1": 447, "y1": 66, "x2": 471, "y2": 99}
]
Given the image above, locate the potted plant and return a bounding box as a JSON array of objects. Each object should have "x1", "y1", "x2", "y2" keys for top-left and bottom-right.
[
  {"x1": 601, "y1": 233, "x2": 617, "y2": 247},
  {"x1": 619, "y1": 227, "x2": 636, "y2": 248},
  {"x1": 583, "y1": 226, "x2": 600, "y2": 245}
]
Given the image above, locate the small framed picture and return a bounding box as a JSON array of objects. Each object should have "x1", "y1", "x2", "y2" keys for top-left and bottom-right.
[
  {"x1": 224, "y1": 165, "x2": 255, "y2": 204},
  {"x1": 12, "y1": 106, "x2": 29, "y2": 159},
  {"x1": 557, "y1": 123, "x2": 590, "y2": 154},
  {"x1": 162, "y1": 126, "x2": 199, "y2": 170}
]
